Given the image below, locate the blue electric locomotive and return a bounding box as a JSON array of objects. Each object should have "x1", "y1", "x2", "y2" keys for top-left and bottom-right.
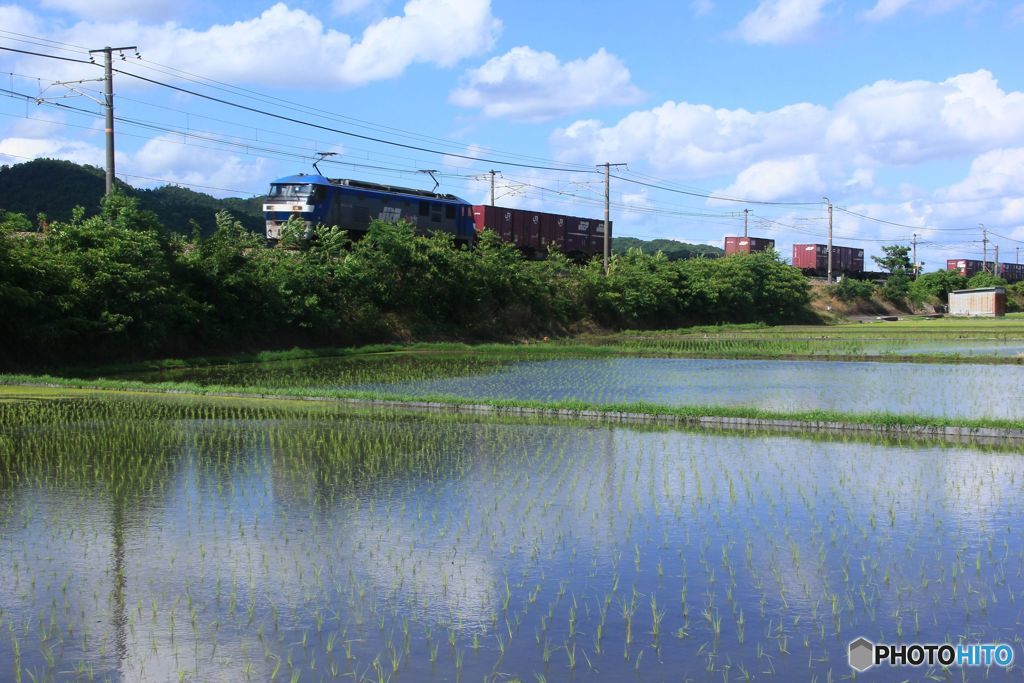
[{"x1": 263, "y1": 174, "x2": 477, "y2": 242}]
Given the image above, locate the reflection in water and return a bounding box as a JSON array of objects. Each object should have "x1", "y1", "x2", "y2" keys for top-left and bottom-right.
[
  {"x1": 349, "y1": 357, "x2": 1024, "y2": 419},
  {"x1": 1, "y1": 395, "x2": 1023, "y2": 681}
]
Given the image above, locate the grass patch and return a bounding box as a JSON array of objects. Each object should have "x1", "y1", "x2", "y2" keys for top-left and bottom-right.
[{"x1": 4, "y1": 374, "x2": 1022, "y2": 433}]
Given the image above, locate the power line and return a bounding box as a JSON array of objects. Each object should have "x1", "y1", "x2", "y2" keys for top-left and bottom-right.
[{"x1": 609, "y1": 173, "x2": 823, "y2": 206}]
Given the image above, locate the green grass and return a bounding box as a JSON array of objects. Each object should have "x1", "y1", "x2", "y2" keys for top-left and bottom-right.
[
  {"x1": 49, "y1": 317, "x2": 1024, "y2": 380},
  {"x1": 4, "y1": 376, "x2": 1022, "y2": 435}
]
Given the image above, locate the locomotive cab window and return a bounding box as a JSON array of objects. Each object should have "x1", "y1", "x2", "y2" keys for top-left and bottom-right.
[
  {"x1": 445, "y1": 205, "x2": 456, "y2": 220},
  {"x1": 419, "y1": 201, "x2": 430, "y2": 217}
]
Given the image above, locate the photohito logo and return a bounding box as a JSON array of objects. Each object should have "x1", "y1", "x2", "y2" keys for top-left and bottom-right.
[{"x1": 848, "y1": 638, "x2": 1015, "y2": 672}]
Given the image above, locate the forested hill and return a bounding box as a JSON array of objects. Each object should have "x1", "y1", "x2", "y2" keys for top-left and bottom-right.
[
  {"x1": 611, "y1": 236, "x2": 723, "y2": 260},
  {"x1": 0, "y1": 159, "x2": 265, "y2": 235}
]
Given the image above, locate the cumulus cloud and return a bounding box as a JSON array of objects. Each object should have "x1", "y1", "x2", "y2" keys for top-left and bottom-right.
[
  {"x1": 553, "y1": 69, "x2": 1024, "y2": 202},
  {"x1": 450, "y1": 47, "x2": 643, "y2": 121},
  {"x1": 552, "y1": 100, "x2": 829, "y2": 177},
  {"x1": 131, "y1": 134, "x2": 270, "y2": 194},
  {"x1": 938, "y1": 148, "x2": 1024, "y2": 203},
  {"x1": 39, "y1": 0, "x2": 500, "y2": 87},
  {"x1": 0, "y1": 136, "x2": 106, "y2": 167},
  {"x1": 736, "y1": 0, "x2": 831, "y2": 44},
  {"x1": 716, "y1": 155, "x2": 825, "y2": 202}
]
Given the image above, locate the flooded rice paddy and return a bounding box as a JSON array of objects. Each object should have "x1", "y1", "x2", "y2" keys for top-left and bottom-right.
[
  {"x1": 2, "y1": 395, "x2": 1023, "y2": 681},
  {"x1": 125, "y1": 355, "x2": 1024, "y2": 421}
]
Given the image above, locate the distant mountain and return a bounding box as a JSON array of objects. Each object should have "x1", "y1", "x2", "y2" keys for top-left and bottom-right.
[
  {"x1": 0, "y1": 159, "x2": 265, "y2": 235},
  {"x1": 612, "y1": 236, "x2": 723, "y2": 260}
]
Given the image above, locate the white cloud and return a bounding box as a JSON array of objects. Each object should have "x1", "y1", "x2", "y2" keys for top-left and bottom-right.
[
  {"x1": 0, "y1": 136, "x2": 106, "y2": 167},
  {"x1": 450, "y1": 47, "x2": 643, "y2": 121},
  {"x1": 552, "y1": 100, "x2": 829, "y2": 176},
  {"x1": 39, "y1": 0, "x2": 499, "y2": 87},
  {"x1": 937, "y1": 148, "x2": 1024, "y2": 203},
  {"x1": 131, "y1": 134, "x2": 270, "y2": 195},
  {"x1": 0, "y1": 6, "x2": 43, "y2": 35},
  {"x1": 861, "y1": 0, "x2": 974, "y2": 22},
  {"x1": 554, "y1": 70, "x2": 1024, "y2": 186},
  {"x1": 861, "y1": 0, "x2": 914, "y2": 21},
  {"x1": 39, "y1": 0, "x2": 183, "y2": 21},
  {"x1": 716, "y1": 155, "x2": 825, "y2": 201},
  {"x1": 736, "y1": 0, "x2": 831, "y2": 44}
]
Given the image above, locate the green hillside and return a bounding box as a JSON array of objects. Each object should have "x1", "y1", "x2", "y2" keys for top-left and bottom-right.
[
  {"x1": 612, "y1": 236, "x2": 723, "y2": 260},
  {"x1": 0, "y1": 159, "x2": 265, "y2": 235}
]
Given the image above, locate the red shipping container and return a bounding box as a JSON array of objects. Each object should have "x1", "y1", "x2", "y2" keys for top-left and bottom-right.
[
  {"x1": 563, "y1": 216, "x2": 588, "y2": 254},
  {"x1": 472, "y1": 205, "x2": 515, "y2": 242},
  {"x1": 512, "y1": 210, "x2": 542, "y2": 250},
  {"x1": 725, "y1": 236, "x2": 775, "y2": 254},
  {"x1": 792, "y1": 244, "x2": 862, "y2": 275},
  {"x1": 540, "y1": 214, "x2": 566, "y2": 250},
  {"x1": 589, "y1": 219, "x2": 611, "y2": 257}
]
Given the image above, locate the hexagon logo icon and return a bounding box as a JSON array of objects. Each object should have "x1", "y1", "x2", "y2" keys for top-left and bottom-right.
[{"x1": 848, "y1": 637, "x2": 875, "y2": 672}]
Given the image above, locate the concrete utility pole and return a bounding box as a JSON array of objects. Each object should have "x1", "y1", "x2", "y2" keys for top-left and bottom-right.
[
  {"x1": 598, "y1": 162, "x2": 627, "y2": 276},
  {"x1": 1017, "y1": 246, "x2": 1020, "y2": 265},
  {"x1": 489, "y1": 169, "x2": 499, "y2": 206},
  {"x1": 743, "y1": 208, "x2": 750, "y2": 238},
  {"x1": 823, "y1": 197, "x2": 833, "y2": 283},
  {"x1": 995, "y1": 244, "x2": 999, "y2": 279},
  {"x1": 89, "y1": 45, "x2": 137, "y2": 196},
  {"x1": 981, "y1": 224, "x2": 989, "y2": 274},
  {"x1": 912, "y1": 233, "x2": 918, "y2": 279}
]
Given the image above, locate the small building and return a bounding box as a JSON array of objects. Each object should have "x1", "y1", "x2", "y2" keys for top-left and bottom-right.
[
  {"x1": 724, "y1": 236, "x2": 775, "y2": 255},
  {"x1": 948, "y1": 287, "x2": 1006, "y2": 317}
]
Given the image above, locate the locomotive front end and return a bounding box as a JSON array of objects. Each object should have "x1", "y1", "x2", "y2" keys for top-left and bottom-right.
[{"x1": 263, "y1": 179, "x2": 323, "y2": 240}]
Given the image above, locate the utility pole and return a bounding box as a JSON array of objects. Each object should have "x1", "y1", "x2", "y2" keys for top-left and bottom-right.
[
  {"x1": 995, "y1": 244, "x2": 999, "y2": 279},
  {"x1": 981, "y1": 224, "x2": 989, "y2": 274},
  {"x1": 1017, "y1": 246, "x2": 1019, "y2": 265},
  {"x1": 89, "y1": 45, "x2": 137, "y2": 196},
  {"x1": 912, "y1": 233, "x2": 918, "y2": 279},
  {"x1": 488, "y1": 169, "x2": 499, "y2": 206},
  {"x1": 743, "y1": 208, "x2": 750, "y2": 238},
  {"x1": 598, "y1": 162, "x2": 627, "y2": 275},
  {"x1": 823, "y1": 197, "x2": 833, "y2": 283}
]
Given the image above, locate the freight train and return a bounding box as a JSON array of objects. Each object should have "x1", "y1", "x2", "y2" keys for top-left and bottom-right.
[
  {"x1": 946, "y1": 259, "x2": 1024, "y2": 284},
  {"x1": 263, "y1": 174, "x2": 610, "y2": 259},
  {"x1": 792, "y1": 243, "x2": 865, "y2": 277},
  {"x1": 724, "y1": 236, "x2": 775, "y2": 255}
]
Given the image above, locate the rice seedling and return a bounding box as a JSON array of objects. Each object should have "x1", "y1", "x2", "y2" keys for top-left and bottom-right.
[{"x1": 0, "y1": 389, "x2": 1020, "y2": 680}]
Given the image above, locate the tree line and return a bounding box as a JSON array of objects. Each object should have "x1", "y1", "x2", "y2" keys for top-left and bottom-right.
[{"x1": 0, "y1": 194, "x2": 811, "y2": 369}]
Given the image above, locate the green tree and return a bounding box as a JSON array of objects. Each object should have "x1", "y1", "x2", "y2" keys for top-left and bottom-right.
[
  {"x1": 908, "y1": 269, "x2": 967, "y2": 306},
  {"x1": 872, "y1": 245, "x2": 912, "y2": 273}
]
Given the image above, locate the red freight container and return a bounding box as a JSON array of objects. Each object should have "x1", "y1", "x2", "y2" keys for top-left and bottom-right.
[
  {"x1": 563, "y1": 215, "x2": 588, "y2": 254},
  {"x1": 540, "y1": 214, "x2": 565, "y2": 250},
  {"x1": 792, "y1": 244, "x2": 864, "y2": 275},
  {"x1": 472, "y1": 205, "x2": 514, "y2": 242},
  {"x1": 513, "y1": 209, "x2": 542, "y2": 250},
  {"x1": 471, "y1": 205, "x2": 608, "y2": 258},
  {"x1": 1000, "y1": 263, "x2": 1024, "y2": 283},
  {"x1": 589, "y1": 218, "x2": 611, "y2": 256},
  {"x1": 724, "y1": 236, "x2": 775, "y2": 255}
]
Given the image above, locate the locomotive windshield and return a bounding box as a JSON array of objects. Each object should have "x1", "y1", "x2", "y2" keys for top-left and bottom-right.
[{"x1": 268, "y1": 183, "x2": 314, "y2": 200}]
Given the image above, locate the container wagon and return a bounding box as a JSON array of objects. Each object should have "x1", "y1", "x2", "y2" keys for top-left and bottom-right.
[
  {"x1": 946, "y1": 259, "x2": 1024, "y2": 284},
  {"x1": 724, "y1": 236, "x2": 775, "y2": 255},
  {"x1": 792, "y1": 244, "x2": 864, "y2": 276},
  {"x1": 472, "y1": 205, "x2": 609, "y2": 259}
]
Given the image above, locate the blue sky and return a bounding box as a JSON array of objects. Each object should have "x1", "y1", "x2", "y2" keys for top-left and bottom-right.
[{"x1": 1, "y1": 0, "x2": 1023, "y2": 269}]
